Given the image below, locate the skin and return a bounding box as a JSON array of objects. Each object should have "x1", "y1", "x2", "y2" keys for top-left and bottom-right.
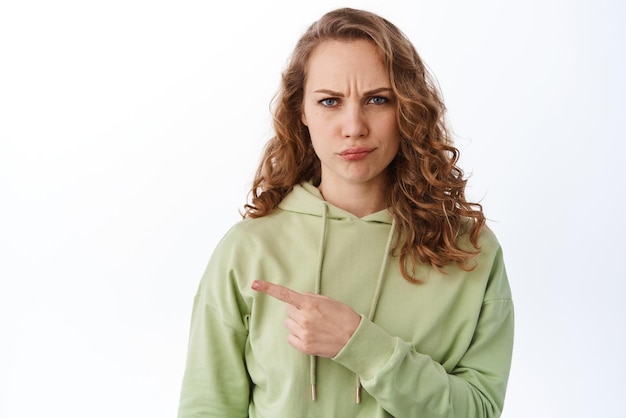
[
  {"x1": 251, "y1": 280, "x2": 361, "y2": 358},
  {"x1": 253, "y1": 39, "x2": 401, "y2": 358},
  {"x1": 301, "y1": 39, "x2": 400, "y2": 218}
]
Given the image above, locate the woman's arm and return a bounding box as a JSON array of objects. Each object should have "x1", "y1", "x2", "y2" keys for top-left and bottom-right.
[
  {"x1": 177, "y1": 291, "x2": 251, "y2": 418},
  {"x1": 334, "y1": 297, "x2": 514, "y2": 418}
]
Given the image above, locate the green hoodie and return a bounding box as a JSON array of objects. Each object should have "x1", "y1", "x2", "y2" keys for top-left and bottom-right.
[{"x1": 178, "y1": 183, "x2": 514, "y2": 418}]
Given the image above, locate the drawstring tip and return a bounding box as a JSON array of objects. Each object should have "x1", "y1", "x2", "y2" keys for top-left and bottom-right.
[
  {"x1": 311, "y1": 384, "x2": 317, "y2": 401},
  {"x1": 356, "y1": 385, "x2": 361, "y2": 404}
]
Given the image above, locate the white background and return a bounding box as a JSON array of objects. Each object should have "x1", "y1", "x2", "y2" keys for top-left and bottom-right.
[{"x1": 1, "y1": 0, "x2": 624, "y2": 417}]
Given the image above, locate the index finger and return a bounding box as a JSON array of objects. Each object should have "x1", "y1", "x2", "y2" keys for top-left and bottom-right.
[{"x1": 251, "y1": 280, "x2": 306, "y2": 308}]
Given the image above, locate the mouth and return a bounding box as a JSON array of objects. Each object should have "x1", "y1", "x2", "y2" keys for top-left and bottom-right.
[{"x1": 338, "y1": 147, "x2": 375, "y2": 161}]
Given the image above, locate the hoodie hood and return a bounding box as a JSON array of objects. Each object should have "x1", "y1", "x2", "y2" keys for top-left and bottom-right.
[
  {"x1": 279, "y1": 182, "x2": 396, "y2": 403},
  {"x1": 278, "y1": 182, "x2": 394, "y2": 225}
]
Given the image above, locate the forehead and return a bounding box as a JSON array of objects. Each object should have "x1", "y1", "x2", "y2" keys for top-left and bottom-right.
[{"x1": 304, "y1": 39, "x2": 389, "y2": 87}]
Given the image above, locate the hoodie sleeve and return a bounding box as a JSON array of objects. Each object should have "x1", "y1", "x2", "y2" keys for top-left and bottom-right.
[
  {"x1": 177, "y1": 291, "x2": 251, "y2": 418},
  {"x1": 332, "y1": 248, "x2": 514, "y2": 418},
  {"x1": 177, "y1": 231, "x2": 252, "y2": 418}
]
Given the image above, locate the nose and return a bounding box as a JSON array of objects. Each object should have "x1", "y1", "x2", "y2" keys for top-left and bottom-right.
[{"x1": 341, "y1": 104, "x2": 368, "y2": 139}]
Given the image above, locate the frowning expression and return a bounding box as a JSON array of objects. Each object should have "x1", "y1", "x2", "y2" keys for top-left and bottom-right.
[{"x1": 301, "y1": 39, "x2": 400, "y2": 191}]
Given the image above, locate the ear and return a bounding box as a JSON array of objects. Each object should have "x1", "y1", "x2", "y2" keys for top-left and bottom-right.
[{"x1": 301, "y1": 111, "x2": 308, "y2": 127}]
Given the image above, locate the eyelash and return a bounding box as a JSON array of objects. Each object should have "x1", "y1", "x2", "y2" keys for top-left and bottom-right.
[
  {"x1": 320, "y1": 98, "x2": 339, "y2": 107},
  {"x1": 369, "y1": 96, "x2": 389, "y2": 105},
  {"x1": 318, "y1": 96, "x2": 390, "y2": 107}
]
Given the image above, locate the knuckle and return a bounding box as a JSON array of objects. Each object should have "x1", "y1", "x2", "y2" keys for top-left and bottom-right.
[
  {"x1": 278, "y1": 288, "x2": 291, "y2": 301},
  {"x1": 300, "y1": 339, "x2": 314, "y2": 353},
  {"x1": 301, "y1": 299, "x2": 316, "y2": 310},
  {"x1": 300, "y1": 316, "x2": 312, "y2": 328}
]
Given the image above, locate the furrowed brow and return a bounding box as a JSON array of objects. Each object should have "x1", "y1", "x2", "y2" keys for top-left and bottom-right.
[
  {"x1": 363, "y1": 87, "x2": 393, "y2": 96},
  {"x1": 312, "y1": 87, "x2": 393, "y2": 96},
  {"x1": 313, "y1": 89, "x2": 344, "y2": 96}
]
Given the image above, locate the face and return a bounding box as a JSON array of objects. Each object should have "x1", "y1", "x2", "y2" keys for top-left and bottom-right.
[{"x1": 301, "y1": 39, "x2": 400, "y2": 193}]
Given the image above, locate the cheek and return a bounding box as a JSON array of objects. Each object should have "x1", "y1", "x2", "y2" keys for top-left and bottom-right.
[
  {"x1": 380, "y1": 115, "x2": 401, "y2": 144},
  {"x1": 387, "y1": 138, "x2": 400, "y2": 162},
  {"x1": 306, "y1": 113, "x2": 333, "y2": 139},
  {"x1": 381, "y1": 118, "x2": 401, "y2": 159}
]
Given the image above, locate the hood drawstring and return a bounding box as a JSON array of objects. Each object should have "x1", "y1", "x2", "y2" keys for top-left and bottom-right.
[
  {"x1": 310, "y1": 203, "x2": 329, "y2": 401},
  {"x1": 355, "y1": 218, "x2": 396, "y2": 403},
  {"x1": 309, "y1": 203, "x2": 396, "y2": 404}
]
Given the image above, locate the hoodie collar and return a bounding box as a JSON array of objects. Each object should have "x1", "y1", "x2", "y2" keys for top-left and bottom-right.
[{"x1": 278, "y1": 182, "x2": 394, "y2": 225}]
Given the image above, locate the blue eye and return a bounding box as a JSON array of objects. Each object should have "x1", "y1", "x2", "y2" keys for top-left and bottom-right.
[
  {"x1": 320, "y1": 98, "x2": 339, "y2": 107},
  {"x1": 369, "y1": 96, "x2": 388, "y2": 105}
]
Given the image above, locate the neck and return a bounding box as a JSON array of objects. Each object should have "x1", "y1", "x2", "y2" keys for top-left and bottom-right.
[{"x1": 318, "y1": 180, "x2": 388, "y2": 218}]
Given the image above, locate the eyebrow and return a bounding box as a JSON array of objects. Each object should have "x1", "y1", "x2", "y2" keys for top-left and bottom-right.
[{"x1": 312, "y1": 87, "x2": 393, "y2": 97}]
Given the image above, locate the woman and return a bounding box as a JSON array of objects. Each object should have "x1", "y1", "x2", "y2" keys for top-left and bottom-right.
[{"x1": 178, "y1": 7, "x2": 513, "y2": 418}]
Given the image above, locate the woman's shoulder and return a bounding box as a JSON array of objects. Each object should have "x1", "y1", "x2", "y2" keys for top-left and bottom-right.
[
  {"x1": 213, "y1": 210, "x2": 289, "y2": 249},
  {"x1": 457, "y1": 218, "x2": 502, "y2": 254},
  {"x1": 228, "y1": 210, "x2": 286, "y2": 234},
  {"x1": 478, "y1": 224, "x2": 501, "y2": 250}
]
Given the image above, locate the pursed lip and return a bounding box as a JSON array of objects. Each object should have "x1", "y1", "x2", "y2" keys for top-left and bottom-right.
[{"x1": 338, "y1": 147, "x2": 375, "y2": 156}]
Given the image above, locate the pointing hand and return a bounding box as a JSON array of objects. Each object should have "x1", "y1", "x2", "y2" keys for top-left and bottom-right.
[{"x1": 252, "y1": 280, "x2": 361, "y2": 358}]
